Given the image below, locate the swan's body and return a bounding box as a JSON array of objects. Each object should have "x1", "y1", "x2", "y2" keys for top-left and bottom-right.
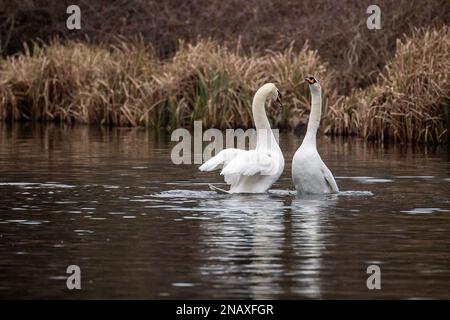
[
  {"x1": 292, "y1": 77, "x2": 339, "y2": 194},
  {"x1": 199, "y1": 83, "x2": 284, "y2": 194}
]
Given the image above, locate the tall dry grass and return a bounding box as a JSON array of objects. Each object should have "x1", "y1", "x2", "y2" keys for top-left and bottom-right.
[
  {"x1": 1, "y1": 27, "x2": 449, "y2": 144},
  {"x1": 0, "y1": 39, "x2": 158, "y2": 126},
  {"x1": 327, "y1": 26, "x2": 450, "y2": 144},
  {"x1": 154, "y1": 41, "x2": 333, "y2": 130},
  {"x1": 0, "y1": 39, "x2": 333, "y2": 130},
  {"x1": 2, "y1": 0, "x2": 449, "y2": 94}
]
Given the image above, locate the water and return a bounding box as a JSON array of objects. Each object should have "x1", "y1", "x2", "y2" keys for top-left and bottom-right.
[{"x1": 0, "y1": 124, "x2": 449, "y2": 299}]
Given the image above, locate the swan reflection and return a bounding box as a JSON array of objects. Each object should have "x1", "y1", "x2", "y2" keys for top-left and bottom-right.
[
  {"x1": 196, "y1": 192, "x2": 337, "y2": 299},
  {"x1": 198, "y1": 194, "x2": 286, "y2": 299},
  {"x1": 290, "y1": 194, "x2": 337, "y2": 298}
]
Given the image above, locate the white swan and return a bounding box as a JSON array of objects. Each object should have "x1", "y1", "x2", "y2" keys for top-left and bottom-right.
[
  {"x1": 291, "y1": 76, "x2": 339, "y2": 194},
  {"x1": 199, "y1": 83, "x2": 284, "y2": 193}
]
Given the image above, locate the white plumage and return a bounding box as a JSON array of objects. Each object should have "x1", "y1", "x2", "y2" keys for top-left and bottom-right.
[
  {"x1": 292, "y1": 77, "x2": 339, "y2": 195},
  {"x1": 199, "y1": 83, "x2": 284, "y2": 194}
]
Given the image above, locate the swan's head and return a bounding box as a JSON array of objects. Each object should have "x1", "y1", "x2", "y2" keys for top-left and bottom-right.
[
  {"x1": 264, "y1": 83, "x2": 283, "y2": 107},
  {"x1": 255, "y1": 83, "x2": 282, "y2": 107},
  {"x1": 305, "y1": 76, "x2": 321, "y2": 92}
]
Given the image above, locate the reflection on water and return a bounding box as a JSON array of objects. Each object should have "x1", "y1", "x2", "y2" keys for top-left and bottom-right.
[
  {"x1": 290, "y1": 195, "x2": 337, "y2": 298},
  {"x1": 0, "y1": 123, "x2": 450, "y2": 299},
  {"x1": 198, "y1": 194, "x2": 286, "y2": 299},
  {"x1": 194, "y1": 193, "x2": 339, "y2": 299}
]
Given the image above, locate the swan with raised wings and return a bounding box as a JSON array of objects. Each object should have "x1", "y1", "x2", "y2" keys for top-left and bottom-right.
[{"x1": 199, "y1": 83, "x2": 284, "y2": 194}]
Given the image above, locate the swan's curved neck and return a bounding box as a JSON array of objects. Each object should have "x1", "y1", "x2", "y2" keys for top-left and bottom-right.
[
  {"x1": 252, "y1": 87, "x2": 277, "y2": 150},
  {"x1": 304, "y1": 87, "x2": 321, "y2": 147},
  {"x1": 252, "y1": 89, "x2": 271, "y2": 130}
]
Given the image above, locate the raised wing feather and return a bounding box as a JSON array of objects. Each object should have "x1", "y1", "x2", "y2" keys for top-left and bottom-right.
[
  {"x1": 220, "y1": 150, "x2": 275, "y2": 177},
  {"x1": 199, "y1": 149, "x2": 245, "y2": 171},
  {"x1": 200, "y1": 148, "x2": 277, "y2": 188}
]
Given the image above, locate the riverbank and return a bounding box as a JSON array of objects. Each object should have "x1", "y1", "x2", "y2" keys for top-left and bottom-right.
[{"x1": 0, "y1": 26, "x2": 449, "y2": 144}]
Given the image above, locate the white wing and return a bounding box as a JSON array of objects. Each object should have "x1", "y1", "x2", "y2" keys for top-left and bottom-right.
[
  {"x1": 199, "y1": 149, "x2": 245, "y2": 171},
  {"x1": 199, "y1": 148, "x2": 277, "y2": 186},
  {"x1": 221, "y1": 150, "x2": 275, "y2": 177},
  {"x1": 321, "y1": 163, "x2": 339, "y2": 193}
]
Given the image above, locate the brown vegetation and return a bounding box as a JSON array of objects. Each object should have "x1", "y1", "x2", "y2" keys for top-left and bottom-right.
[
  {"x1": 326, "y1": 26, "x2": 450, "y2": 144},
  {"x1": 1, "y1": 0, "x2": 449, "y2": 94},
  {"x1": 0, "y1": 39, "x2": 332, "y2": 130},
  {"x1": 0, "y1": 1, "x2": 449, "y2": 143}
]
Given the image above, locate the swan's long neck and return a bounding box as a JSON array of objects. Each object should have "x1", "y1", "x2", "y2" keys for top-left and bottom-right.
[
  {"x1": 252, "y1": 86, "x2": 278, "y2": 151},
  {"x1": 303, "y1": 86, "x2": 322, "y2": 148},
  {"x1": 252, "y1": 88, "x2": 271, "y2": 130}
]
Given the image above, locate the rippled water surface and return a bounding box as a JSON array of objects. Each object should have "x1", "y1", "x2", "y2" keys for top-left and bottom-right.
[{"x1": 1, "y1": 124, "x2": 450, "y2": 299}]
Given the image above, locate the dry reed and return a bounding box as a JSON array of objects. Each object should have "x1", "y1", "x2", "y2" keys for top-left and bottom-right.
[
  {"x1": 1, "y1": 26, "x2": 449, "y2": 144},
  {"x1": 326, "y1": 26, "x2": 450, "y2": 144},
  {"x1": 0, "y1": 39, "x2": 332, "y2": 131},
  {"x1": 2, "y1": 1, "x2": 449, "y2": 95},
  {"x1": 0, "y1": 39, "x2": 158, "y2": 126}
]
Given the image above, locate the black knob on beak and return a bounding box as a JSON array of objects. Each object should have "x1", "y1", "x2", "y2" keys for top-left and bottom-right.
[{"x1": 305, "y1": 77, "x2": 316, "y2": 84}]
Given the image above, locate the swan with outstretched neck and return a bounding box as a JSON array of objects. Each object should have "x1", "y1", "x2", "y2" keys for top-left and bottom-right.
[
  {"x1": 199, "y1": 83, "x2": 284, "y2": 193},
  {"x1": 292, "y1": 76, "x2": 339, "y2": 194}
]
